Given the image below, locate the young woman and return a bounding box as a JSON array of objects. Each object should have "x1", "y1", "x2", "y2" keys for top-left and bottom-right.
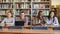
[
  {"x1": 1, "y1": 10, "x2": 15, "y2": 26},
  {"x1": 46, "y1": 11, "x2": 59, "y2": 26},
  {"x1": 37, "y1": 11, "x2": 46, "y2": 26},
  {"x1": 32, "y1": 11, "x2": 46, "y2": 26}
]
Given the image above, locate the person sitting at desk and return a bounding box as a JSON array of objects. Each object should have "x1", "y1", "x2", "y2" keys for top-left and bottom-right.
[
  {"x1": 15, "y1": 12, "x2": 28, "y2": 26},
  {"x1": 1, "y1": 10, "x2": 15, "y2": 26},
  {"x1": 46, "y1": 11, "x2": 59, "y2": 26},
  {"x1": 32, "y1": 11, "x2": 46, "y2": 26}
]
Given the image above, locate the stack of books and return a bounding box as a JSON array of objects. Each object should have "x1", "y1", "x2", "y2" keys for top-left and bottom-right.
[
  {"x1": 20, "y1": 4, "x2": 24, "y2": 9},
  {"x1": 0, "y1": 10, "x2": 5, "y2": 15},
  {"x1": 43, "y1": 10, "x2": 49, "y2": 16},
  {"x1": 39, "y1": 4, "x2": 45, "y2": 9},
  {"x1": 32, "y1": 4, "x2": 39, "y2": 9},
  {"x1": 45, "y1": 5, "x2": 49, "y2": 8},
  {"x1": 0, "y1": 4, "x2": 13, "y2": 9},
  {"x1": 25, "y1": 4, "x2": 30, "y2": 8}
]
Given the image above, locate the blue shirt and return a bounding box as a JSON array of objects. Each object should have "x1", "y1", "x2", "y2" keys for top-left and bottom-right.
[{"x1": 46, "y1": 17, "x2": 59, "y2": 26}]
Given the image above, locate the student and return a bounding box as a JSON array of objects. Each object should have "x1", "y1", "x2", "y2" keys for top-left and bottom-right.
[
  {"x1": 32, "y1": 11, "x2": 46, "y2": 26},
  {"x1": 46, "y1": 11, "x2": 59, "y2": 26},
  {"x1": 15, "y1": 12, "x2": 28, "y2": 26},
  {"x1": 1, "y1": 10, "x2": 15, "y2": 26}
]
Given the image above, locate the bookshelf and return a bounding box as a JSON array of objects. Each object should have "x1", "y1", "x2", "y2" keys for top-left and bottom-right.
[
  {"x1": 0, "y1": 0, "x2": 51, "y2": 27},
  {"x1": 0, "y1": 0, "x2": 13, "y2": 23}
]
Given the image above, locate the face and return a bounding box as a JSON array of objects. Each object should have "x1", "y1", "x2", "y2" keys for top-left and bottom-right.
[
  {"x1": 50, "y1": 12, "x2": 54, "y2": 18},
  {"x1": 7, "y1": 13, "x2": 12, "y2": 18},
  {"x1": 20, "y1": 13, "x2": 25, "y2": 18},
  {"x1": 39, "y1": 12, "x2": 42, "y2": 16}
]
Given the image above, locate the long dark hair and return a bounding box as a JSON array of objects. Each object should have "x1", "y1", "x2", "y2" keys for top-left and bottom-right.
[
  {"x1": 48, "y1": 11, "x2": 55, "y2": 22},
  {"x1": 37, "y1": 11, "x2": 43, "y2": 19}
]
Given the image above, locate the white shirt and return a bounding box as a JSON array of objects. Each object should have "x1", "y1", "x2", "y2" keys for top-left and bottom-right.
[{"x1": 1, "y1": 17, "x2": 15, "y2": 26}]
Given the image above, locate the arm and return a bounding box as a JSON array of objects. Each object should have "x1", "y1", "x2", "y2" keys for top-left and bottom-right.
[
  {"x1": 12, "y1": 18, "x2": 15, "y2": 26},
  {"x1": 53, "y1": 17, "x2": 59, "y2": 26},
  {"x1": 46, "y1": 18, "x2": 51, "y2": 25},
  {"x1": 1, "y1": 18, "x2": 6, "y2": 26},
  {"x1": 24, "y1": 17, "x2": 28, "y2": 25}
]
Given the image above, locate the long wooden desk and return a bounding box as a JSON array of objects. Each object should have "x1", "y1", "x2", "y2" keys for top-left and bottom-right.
[
  {"x1": 0, "y1": 29, "x2": 54, "y2": 34},
  {"x1": 0, "y1": 25, "x2": 60, "y2": 34},
  {"x1": 0, "y1": 29, "x2": 60, "y2": 34}
]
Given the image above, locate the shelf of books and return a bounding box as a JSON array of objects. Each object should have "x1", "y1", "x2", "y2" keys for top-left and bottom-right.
[
  {"x1": 0, "y1": 0, "x2": 51, "y2": 25},
  {"x1": 0, "y1": 0, "x2": 13, "y2": 23}
]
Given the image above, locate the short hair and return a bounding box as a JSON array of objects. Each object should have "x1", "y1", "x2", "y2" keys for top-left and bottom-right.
[{"x1": 19, "y1": 12, "x2": 24, "y2": 14}]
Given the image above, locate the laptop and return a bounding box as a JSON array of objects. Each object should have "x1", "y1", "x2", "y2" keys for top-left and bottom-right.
[{"x1": 15, "y1": 21, "x2": 25, "y2": 26}]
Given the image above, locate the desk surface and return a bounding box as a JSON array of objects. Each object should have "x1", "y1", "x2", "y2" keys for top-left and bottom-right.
[
  {"x1": 0, "y1": 25, "x2": 60, "y2": 34},
  {"x1": 0, "y1": 29, "x2": 60, "y2": 34}
]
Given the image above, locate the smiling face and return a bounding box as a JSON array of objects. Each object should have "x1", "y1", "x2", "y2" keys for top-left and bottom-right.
[
  {"x1": 7, "y1": 12, "x2": 12, "y2": 18},
  {"x1": 19, "y1": 13, "x2": 25, "y2": 19},
  {"x1": 50, "y1": 12, "x2": 54, "y2": 18},
  {"x1": 38, "y1": 11, "x2": 43, "y2": 17},
  {"x1": 39, "y1": 12, "x2": 43, "y2": 16}
]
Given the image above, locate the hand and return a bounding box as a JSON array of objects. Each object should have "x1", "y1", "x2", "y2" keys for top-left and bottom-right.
[{"x1": 49, "y1": 23, "x2": 54, "y2": 27}]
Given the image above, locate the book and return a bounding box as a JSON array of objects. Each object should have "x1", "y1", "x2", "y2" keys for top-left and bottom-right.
[
  {"x1": 20, "y1": 4, "x2": 24, "y2": 8},
  {"x1": 25, "y1": 4, "x2": 29, "y2": 8},
  {"x1": 20, "y1": 0, "x2": 25, "y2": 2},
  {"x1": 21, "y1": 10, "x2": 30, "y2": 15},
  {"x1": 0, "y1": 16, "x2": 1, "y2": 21},
  {"x1": 32, "y1": 4, "x2": 39, "y2": 9},
  {"x1": 10, "y1": 4, "x2": 13, "y2": 8},
  {"x1": 0, "y1": 4, "x2": 2, "y2": 8},
  {"x1": 39, "y1": 4, "x2": 45, "y2": 9},
  {"x1": 10, "y1": 0, "x2": 13, "y2": 2},
  {"x1": 16, "y1": 4, "x2": 19, "y2": 8},
  {"x1": 6, "y1": 4, "x2": 10, "y2": 8},
  {"x1": 41, "y1": 0, "x2": 45, "y2": 1},
  {"x1": 6, "y1": 0, "x2": 10, "y2": 2},
  {"x1": 3, "y1": 0, "x2": 5, "y2": 2},
  {"x1": 45, "y1": 5, "x2": 49, "y2": 8},
  {"x1": 1, "y1": 4, "x2": 12, "y2": 9},
  {"x1": 15, "y1": 10, "x2": 30, "y2": 15},
  {"x1": 14, "y1": 0, "x2": 19, "y2": 2},
  {"x1": 42, "y1": 10, "x2": 49, "y2": 16},
  {"x1": 15, "y1": 10, "x2": 20, "y2": 15},
  {"x1": 32, "y1": 10, "x2": 38, "y2": 15},
  {"x1": 25, "y1": 0, "x2": 28, "y2": 2},
  {"x1": 0, "y1": 10, "x2": 5, "y2": 15}
]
